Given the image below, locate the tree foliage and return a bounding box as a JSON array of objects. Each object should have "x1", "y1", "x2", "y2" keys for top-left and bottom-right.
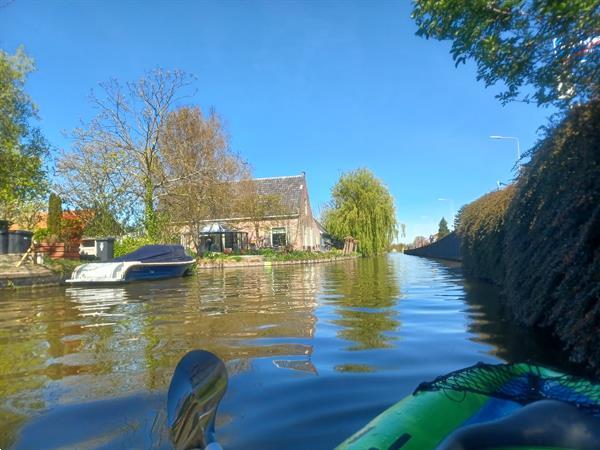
[
  {"x1": 159, "y1": 106, "x2": 248, "y2": 251},
  {"x1": 47, "y1": 193, "x2": 62, "y2": 237},
  {"x1": 412, "y1": 1, "x2": 600, "y2": 108},
  {"x1": 323, "y1": 169, "x2": 397, "y2": 256},
  {"x1": 56, "y1": 132, "x2": 138, "y2": 236},
  {"x1": 82, "y1": 208, "x2": 123, "y2": 237},
  {"x1": 0, "y1": 46, "x2": 49, "y2": 222},
  {"x1": 61, "y1": 68, "x2": 194, "y2": 237},
  {"x1": 437, "y1": 217, "x2": 450, "y2": 239}
]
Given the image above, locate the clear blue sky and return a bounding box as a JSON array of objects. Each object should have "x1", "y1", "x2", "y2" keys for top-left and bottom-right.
[{"x1": 1, "y1": 1, "x2": 553, "y2": 241}]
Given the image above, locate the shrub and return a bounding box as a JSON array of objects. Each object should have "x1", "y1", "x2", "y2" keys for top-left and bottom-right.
[
  {"x1": 114, "y1": 235, "x2": 155, "y2": 257},
  {"x1": 60, "y1": 216, "x2": 85, "y2": 242},
  {"x1": 32, "y1": 227, "x2": 52, "y2": 243}
]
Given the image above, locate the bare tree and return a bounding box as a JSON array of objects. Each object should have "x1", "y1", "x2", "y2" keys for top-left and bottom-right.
[
  {"x1": 412, "y1": 236, "x2": 429, "y2": 248},
  {"x1": 55, "y1": 139, "x2": 137, "y2": 234},
  {"x1": 63, "y1": 68, "x2": 194, "y2": 236},
  {"x1": 159, "y1": 106, "x2": 248, "y2": 252}
]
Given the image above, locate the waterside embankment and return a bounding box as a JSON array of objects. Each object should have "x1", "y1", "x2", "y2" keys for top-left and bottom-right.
[
  {"x1": 196, "y1": 253, "x2": 358, "y2": 269},
  {"x1": 0, "y1": 255, "x2": 61, "y2": 288}
]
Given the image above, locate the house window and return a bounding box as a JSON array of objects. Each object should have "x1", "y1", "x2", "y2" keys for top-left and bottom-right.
[{"x1": 272, "y1": 227, "x2": 286, "y2": 247}]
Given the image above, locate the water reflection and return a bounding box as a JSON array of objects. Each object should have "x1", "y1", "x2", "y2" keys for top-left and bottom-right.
[
  {"x1": 326, "y1": 257, "x2": 401, "y2": 351},
  {"x1": 0, "y1": 255, "x2": 579, "y2": 450}
]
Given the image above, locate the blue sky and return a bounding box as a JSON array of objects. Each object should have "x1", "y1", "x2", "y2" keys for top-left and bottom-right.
[{"x1": 1, "y1": 1, "x2": 553, "y2": 242}]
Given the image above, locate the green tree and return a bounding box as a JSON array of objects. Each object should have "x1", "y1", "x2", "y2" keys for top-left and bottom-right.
[
  {"x1": 82, "y1": 207, "x2": 123, "y2": 237},
  {"x1": 0, "y1": 46, "x2": 49, "y2": 222},
  {"x1": 323, "y1": 169, "x2": 397, "y2": 256},
  {"x1": 412, "y1": 1, "x2": 600, "y2": 108},
  {"x1": 438, "y1": 216, "x2": 450, "y2": 239},
  {"x1": 47, "y1": 193, "x2": 62, "y2": 237}
]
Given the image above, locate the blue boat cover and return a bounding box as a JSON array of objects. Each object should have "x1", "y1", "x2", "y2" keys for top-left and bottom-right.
[{"x1": 113, "y1": 245, "x2": 194, "y2": 263}]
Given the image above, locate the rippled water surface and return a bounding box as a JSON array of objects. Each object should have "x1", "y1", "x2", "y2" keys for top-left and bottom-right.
[{"x1": 0, "y1": 254, "x2": 570, "y2": 449}]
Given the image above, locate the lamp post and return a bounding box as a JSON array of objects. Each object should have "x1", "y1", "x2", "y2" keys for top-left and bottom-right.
[{"x1": 490, "y1": 135, "x2": 521, "y2": 164}]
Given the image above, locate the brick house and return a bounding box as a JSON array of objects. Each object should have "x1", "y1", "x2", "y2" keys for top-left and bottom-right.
[{"x1": 182, "y1": 173, "x2": 324, "y2": 251}]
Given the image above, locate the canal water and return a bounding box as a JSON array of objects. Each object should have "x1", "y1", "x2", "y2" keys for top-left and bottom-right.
[{"x1": 0, "y1": 254, "x2": 570, "y2": 449}]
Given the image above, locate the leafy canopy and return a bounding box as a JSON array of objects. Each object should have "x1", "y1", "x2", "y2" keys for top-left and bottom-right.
[
  {"x1": 323, "y1": 169, "x2": 397, "y2": 256},
  {"x1": 412, "y1": 1, "x2": 600, "y2": 108},
  {"x1": 0, "y1": 46, "x2": 49, "y2": 221}
]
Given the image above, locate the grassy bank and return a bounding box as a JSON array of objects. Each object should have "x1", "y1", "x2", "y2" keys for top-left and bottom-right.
[{"x1": 456, "y1": 99, "x2": 600, "y2": 375}]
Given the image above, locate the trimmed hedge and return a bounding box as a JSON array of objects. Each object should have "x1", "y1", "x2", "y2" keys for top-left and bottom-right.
[
  {"x1": 503, "y1": 100, "x2": 600, "y2": 373},
  {"x1": 456, "y1": 185, "x2": 515, "y2": 285}
]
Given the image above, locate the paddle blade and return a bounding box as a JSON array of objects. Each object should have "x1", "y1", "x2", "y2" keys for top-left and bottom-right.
[{"x1": 167, "y1": 350, "x2": 228, "y2": 450}]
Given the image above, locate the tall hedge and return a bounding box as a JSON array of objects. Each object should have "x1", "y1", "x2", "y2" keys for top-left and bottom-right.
[
  {"x1": 456, "y1": 99, "x2": 600, "y2": 375},
  {"x1": 503, "y1": 100, "x2": 600, "y2": 372},
  {"x1": 455, "y1": 185, "x2": 515, "y2": 285}
]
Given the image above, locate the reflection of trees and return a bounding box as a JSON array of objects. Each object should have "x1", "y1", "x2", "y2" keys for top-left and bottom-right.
[
  {"x1": 0, "y1": 287, "x2": 92, "y2": 447},
  {"x1": 148, "y1": 265, "x2": 321, "y2": 367},
  {"x1": 326, "y1": 257, "x2": 401, "y2": 350},
  {"x1": 0, "y1": 263, "x2": 323, "y2": 446}
]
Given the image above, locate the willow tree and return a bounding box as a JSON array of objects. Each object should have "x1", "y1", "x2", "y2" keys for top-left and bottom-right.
[{"x1": 323, "y1": 169, "x2": 397, "y2": 256}]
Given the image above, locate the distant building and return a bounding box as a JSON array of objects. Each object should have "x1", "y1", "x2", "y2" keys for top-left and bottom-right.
[{"x1": 181, "y1": 173, "x2": 324, "y2": 252}]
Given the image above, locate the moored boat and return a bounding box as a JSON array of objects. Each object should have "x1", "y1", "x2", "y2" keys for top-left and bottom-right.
[{"x1": 67, "y1": 244, "x2": 195, "y2": 284}]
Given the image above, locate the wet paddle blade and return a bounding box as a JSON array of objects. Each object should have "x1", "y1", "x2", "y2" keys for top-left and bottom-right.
[{"x1": 167, "y1": 350, "x2": 228, "y2": 450}]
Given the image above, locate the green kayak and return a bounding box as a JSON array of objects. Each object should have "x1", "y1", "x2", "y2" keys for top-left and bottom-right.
[{"x1": 336, "y1": 362, "x2": 600, "y2": 450}]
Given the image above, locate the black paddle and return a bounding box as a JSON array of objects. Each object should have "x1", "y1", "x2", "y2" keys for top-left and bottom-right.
[{"x1": 167, "y1": 350, "x2": 228, "y2": 450}]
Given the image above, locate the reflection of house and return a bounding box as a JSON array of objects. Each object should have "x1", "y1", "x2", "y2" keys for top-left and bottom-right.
[{"x1": 183, "y1": 173, "x2": 323, "y2": 251}]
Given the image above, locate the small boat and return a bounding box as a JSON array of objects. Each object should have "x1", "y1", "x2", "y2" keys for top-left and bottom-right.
[
  {"x1": 336, "y1": 362, "x2": 600, "y2": 450},
  {"x1": 67, "y1": 244, "x2": 195, "y2": 284}
]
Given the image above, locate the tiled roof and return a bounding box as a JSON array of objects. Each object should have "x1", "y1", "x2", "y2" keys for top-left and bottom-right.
[
  {"x1": 209, "y1": 174, "x2": 305, "y2": 220},
  {"x1": 252, "y1": 175, "x2": 304, "y2": 216}
]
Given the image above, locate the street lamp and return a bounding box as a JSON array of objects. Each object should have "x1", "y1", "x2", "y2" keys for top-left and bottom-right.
[{"x1": 490, "y1": 135, "x2": 521, "y2": 163}]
